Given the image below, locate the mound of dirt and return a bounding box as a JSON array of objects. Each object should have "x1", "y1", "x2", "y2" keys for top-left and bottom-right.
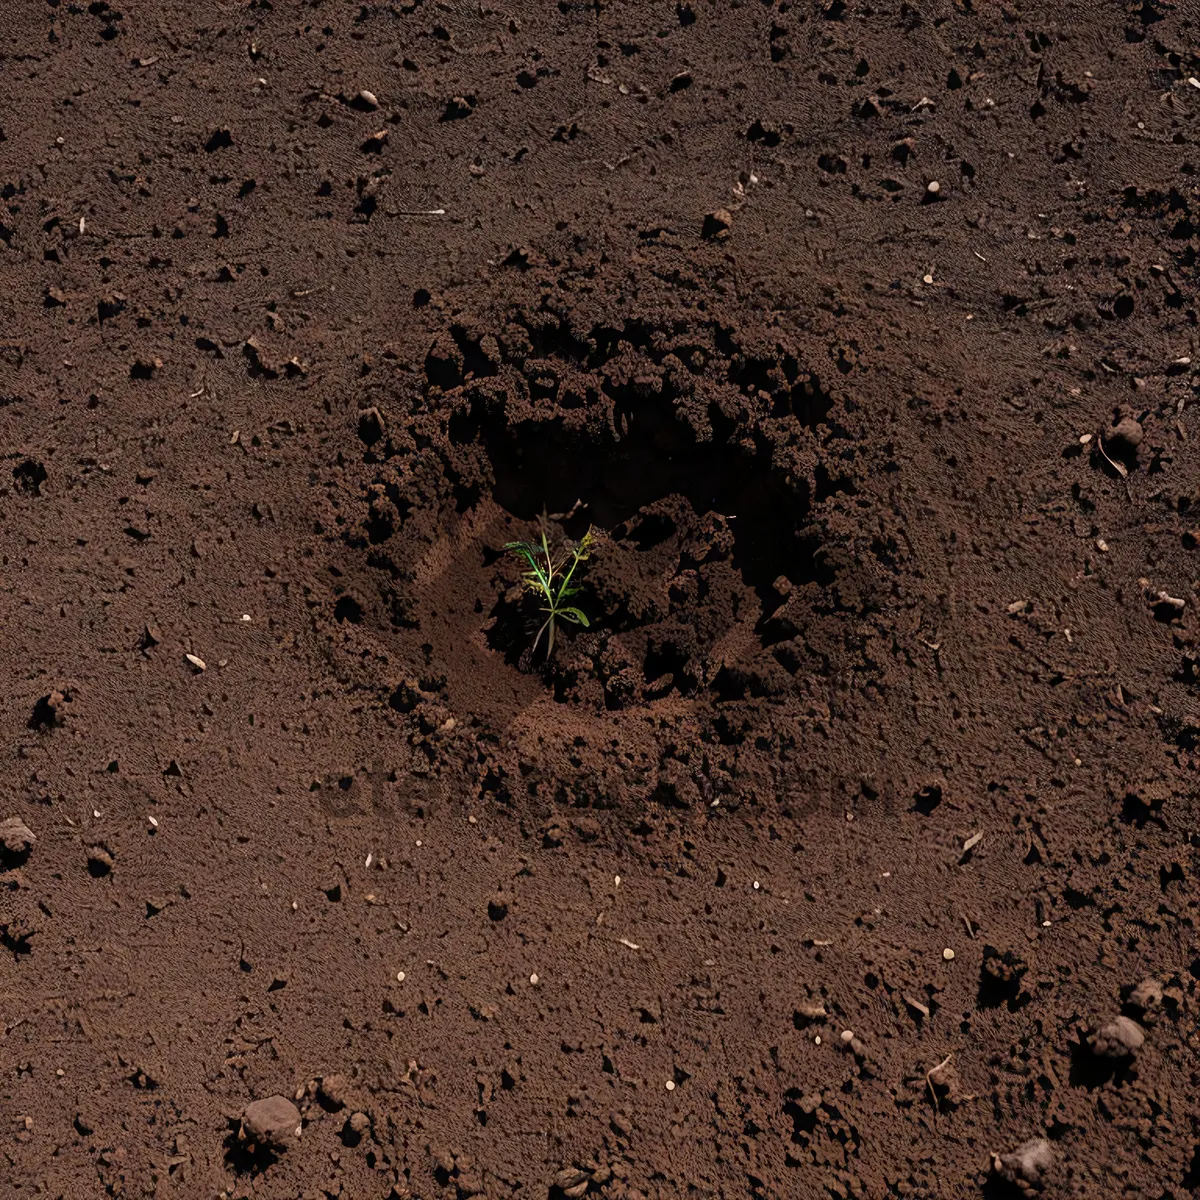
[{"x1": 2, "y1": 2, "x2": 1199, "y2": 1198}]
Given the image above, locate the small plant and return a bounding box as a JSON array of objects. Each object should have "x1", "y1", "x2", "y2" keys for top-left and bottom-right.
[{"x1": 505, "y1": 527, "x2": 595, "y2": 659}]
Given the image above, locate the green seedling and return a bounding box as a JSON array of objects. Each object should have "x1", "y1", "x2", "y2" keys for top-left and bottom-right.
[{"x1": 505, "y1": 527, "x2": 595, "y2": 659}]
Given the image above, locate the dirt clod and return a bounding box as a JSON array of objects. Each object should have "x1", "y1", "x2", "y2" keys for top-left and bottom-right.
[
  {"x1": 701, "y1": 208, "x2": 732, "y2": 240},
  {"x1": 1125, "y1": 977, "x2": 1164, "y2": 1024},
  {"x1": 995, "y1": 1138, "x2": 1053, "y2": 1192},
  {"x1": 0, "y1": 818, "x2": 36, "y2": 855}
]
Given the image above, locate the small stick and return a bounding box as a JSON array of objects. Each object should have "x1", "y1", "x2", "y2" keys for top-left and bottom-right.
[{"x1": 926, "y1": 1053, "x2": 953, "y2": 1114}]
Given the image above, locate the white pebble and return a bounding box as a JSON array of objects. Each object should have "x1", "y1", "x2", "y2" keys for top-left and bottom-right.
[
  {"x1": 396, "y1": 971, "x2": 405, "y2": 982},
  {"x1": 753, "y1": 880, "x2": 760, "y2": 890},
  {"x1": 614, "y1": 875, "x2": 621, "y2": 886},
  {"x1": 415, "y1": 839, "x2": 422, "y2": 847},
  {"x1": 840, "y1": 1029, "x2": 855, "y2": 1043},
  {"x1": 943, "y1": 948, "x2": 955, "y2": 960},
  {"x1": 365, "y1": 853, "x2": 373, "y2": 868},
  {"x1": 814, "y1": 1035, "x2": 822, "y2": 1044},
  {"x1": 185, "y1": 653, "x2": 206, "y2": 671},
  {"x1": 1042, "y1": 920, "x2": 1051, "y2": 927},
  {"x1": 241, "y1": 613, "x2": 251, "y2": 622},
  {"x1": 148, "y1": 815, "x2": 158, "y2": 828},
  {"x1": 468, "y1": 815, "x2": 477, "y2": 824},
  {"x1": 529, "y1": 973, "x2": 539, "y2": 985},
  {"x1": 926, "y1": 180, "x2": 940, "y2": 193},
  {"x1": 923, "y1": 273, "x2": 934, "y2": 284},
  {"x1": 664, "y1": 1079, "x2": 675, "y2": 1091}
]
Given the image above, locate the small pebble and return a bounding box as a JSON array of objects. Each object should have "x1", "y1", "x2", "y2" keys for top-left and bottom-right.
[
  {"x1": 148, "y1": 815, "x2": 158, "y2": 828},
  {"x1": 840, "y1": 1029, "x2": 855, "y2": 1043},
  {"x1": 923, "y1": 273, "x2": 934, "y2": 284},
  {"x1": 665, "y1": 1079, "x2": 675, "y2": 1091},
  {"x1": 530, "y1": 973, "x2": 539, "y2": 985},
  {"x1": 468, "y1": 815, "x2": 477, "y2": 824},
  {"x1": 753, "y1": 880, "x2": 760, "y2": 890},
  {"x1": 1042, "y1": 920, "x2": 1052, "y2": 927},
  {"x1": 358, "y1": 89, "x2": 379, "y2": 109},
  {"x1": 614, "y1": 875, "x2": 621, "y2": 886},
  {"x1": 943, "y1": 948, "x2": 955, "y2": 960},
  {"x1": 926, "y1": 180, "x2": 940, "y2": 194},
  {"x1": 396, "y1": 971, "x2": 405, "y2": 982},
  {"x1": 185, "y1": 653, "x2": 206, "y2": 671},
  {"x1": 814, "y1": 1035, "x2": 822, "y2": 1044}
]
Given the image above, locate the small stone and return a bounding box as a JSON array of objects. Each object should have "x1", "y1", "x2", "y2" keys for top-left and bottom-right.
[
  {"x1": 348, "y1": 1111, "x2": 371, "y2": 1134},
  {"x1": 996, "y1": 1138, "x2": 1053, "y2": 1189},
  {"x1": 241, "y1": 1095, "x2": 302, "y2": 1150},
  {"x1": 943, "y1": 947, "x2": 955, "y2": 960},
  {"x1": 358, "y1": 89, "x2": 379, "y2": 109},
  {"x1": 1090, "y1": 1015, "x2": 1145, "y2": 1059},
  {"x1": 926, "y1": 180, "x2": 940, "y2": 194},
  {"x1": 839, "y1": 1029, "x2": 855, "y2": 1043},
  {"x1": 664, "y1": 1079, "x2": 675, "y2": 1091},
  {"x1": 554, "y1": 1168, "x2": 590, "y2": 1190}
]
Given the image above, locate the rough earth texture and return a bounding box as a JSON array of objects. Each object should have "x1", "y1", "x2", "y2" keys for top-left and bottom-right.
[{"x1": 2, "y1": 2, "x2": 1200, "y2": 1198}]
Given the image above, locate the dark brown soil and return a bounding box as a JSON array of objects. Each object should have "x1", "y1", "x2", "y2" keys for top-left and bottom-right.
[{"x1": 3, "y1": 2, "x2": 1200, "y2": 1197}]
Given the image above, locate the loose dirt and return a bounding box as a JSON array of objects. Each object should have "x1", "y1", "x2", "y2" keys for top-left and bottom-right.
[{"x1": 2, "y1": 2, "x2": 1199, "y2": 1198}]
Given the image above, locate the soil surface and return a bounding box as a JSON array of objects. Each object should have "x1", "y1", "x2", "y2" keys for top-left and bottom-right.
[{"x1": 3, "y1": 2, "x2": 1200, "y2": 1198}]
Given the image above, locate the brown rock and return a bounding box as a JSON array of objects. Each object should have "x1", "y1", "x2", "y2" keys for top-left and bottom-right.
[
  {"x1": 0, "y1": 817, "x2": 36, "y2": 853},
  {"x1": 241, "y1": 1095, "x2": 302, "y2": 1150},
  {"x1": 1090, "y1": 1014, "x2": 1145, "y2": 1059}
]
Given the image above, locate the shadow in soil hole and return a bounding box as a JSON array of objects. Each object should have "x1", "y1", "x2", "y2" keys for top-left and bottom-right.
[{"x1": 479, "y1": 398, "x2": 823, "y2": 609}]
